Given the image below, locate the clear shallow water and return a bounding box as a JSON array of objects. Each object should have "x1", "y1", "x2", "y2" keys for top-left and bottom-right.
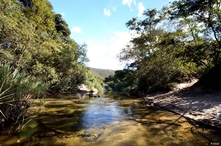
[
  {"x1": 81, "y1": 98, "x2": 125, "y2": 128},
  {"x1": 0, "y1": 93, "x2": 221, "y2": 146}
]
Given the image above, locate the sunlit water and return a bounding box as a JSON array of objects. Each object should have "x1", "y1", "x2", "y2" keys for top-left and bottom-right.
[{"x1": 0, "y1": 92, "x2": 221, "y2": 146}]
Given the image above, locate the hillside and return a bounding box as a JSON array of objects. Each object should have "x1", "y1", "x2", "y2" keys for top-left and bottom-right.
[{"x1": 89, "y1": 67, "x2": 115, "y2": 78}]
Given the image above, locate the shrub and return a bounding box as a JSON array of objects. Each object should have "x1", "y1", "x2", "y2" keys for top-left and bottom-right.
[{"x1": 0, "y1": 64, "x2": 46, "y2": 133}]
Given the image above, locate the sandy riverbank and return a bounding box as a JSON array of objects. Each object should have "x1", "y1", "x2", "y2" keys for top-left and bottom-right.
[{"x1": 143, "y1": 80, "x2": 221, "y2": 129}]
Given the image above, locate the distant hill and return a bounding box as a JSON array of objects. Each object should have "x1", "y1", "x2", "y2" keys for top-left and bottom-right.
[{"x1": 89, "y1": 67, "x2": 115, "y2": 78}]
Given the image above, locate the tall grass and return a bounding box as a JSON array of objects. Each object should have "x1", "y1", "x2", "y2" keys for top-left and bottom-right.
[{"x1": 0, "y1": 64, "x2": 46, "y2": 133}]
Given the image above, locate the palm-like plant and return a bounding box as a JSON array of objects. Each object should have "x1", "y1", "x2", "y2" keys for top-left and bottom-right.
[{"x1": 0, "y1": 64, "x2": 46, "y2": 133}]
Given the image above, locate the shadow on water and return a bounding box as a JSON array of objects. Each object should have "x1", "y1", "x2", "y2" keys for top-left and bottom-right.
[{"x1": 0, "y1": 92, "x2": 221, "y2": 145}]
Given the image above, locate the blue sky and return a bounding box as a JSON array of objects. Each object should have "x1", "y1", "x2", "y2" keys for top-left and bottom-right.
[{"x1": 49, "y1": 0, "x2": 172, "y2": 70}]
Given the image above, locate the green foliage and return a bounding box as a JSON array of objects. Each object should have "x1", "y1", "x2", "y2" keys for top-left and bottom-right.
[
  {"x1": 0, "y1": 0, "x2": 90, "y2": 94},
  {"x1": 84, "y1": 70, "x2": 104, "y2": 93},
  {"x1": 0, "y1": 64, "x2": 46, "y2": 132},
  {"x1": 104, "y1": 85, "x2": 112, "y2": 91},
  {"x1": 0, "y1": 0, "x2": 91, "y2": 132},
  {"x1": 169, "y1": 0, "x2": 221, "y2": 66},
  {"x1": 118, "y1": 0, "x2": 221, "y2": 93},
  {"x1": 55, "y1": 14, "x2": 71, "y2": 37},
  {"x1": 89, "y1": 67, "x2": 115, "y2": 79},
  {"x1": 83, "y1": 67, "x2": 115, "y2": 93},
  {"x1": 104, "y1": 70, "x2": 136, "y2": 92},
  {"x1": 21, "y1": 0, "x2": 56, "y2": 33}
]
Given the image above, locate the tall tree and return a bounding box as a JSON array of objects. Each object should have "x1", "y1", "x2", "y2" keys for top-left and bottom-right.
[
  {"x1": 119, "y1": 7, "x2": 200, "y2": 92},
  {"x1": 21, "y1": 0, "x2": 56, "y2": 34},
  {"x1": 170, "y1": 0, "x2": 221, "y2": 66},
  {"x1": 1, "y1": 0, "x2": 91, "y2": 94}
]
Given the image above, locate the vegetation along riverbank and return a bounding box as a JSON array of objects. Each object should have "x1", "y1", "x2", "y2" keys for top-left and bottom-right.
[
  {"x1": 0, "y1": 0, "x2": 103, "y2": 133},
  {"x1": 1, "y1": 0, "x2": 221, "y2": 141}
]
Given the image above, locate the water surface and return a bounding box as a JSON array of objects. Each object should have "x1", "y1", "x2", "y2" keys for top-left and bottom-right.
[{"x1": 0, "y1": 93, "x2": 221, "y2": 145}]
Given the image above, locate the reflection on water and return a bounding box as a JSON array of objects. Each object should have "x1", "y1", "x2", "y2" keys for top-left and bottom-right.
[
  {"x1": 0, "y1": 93, "x2": 221, "y2": 146},
  {"x1": 81, "y1": 98, "x2": 126, "y2": 128}
]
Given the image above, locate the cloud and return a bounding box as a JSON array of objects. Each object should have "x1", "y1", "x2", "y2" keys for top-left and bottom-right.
[
  {"x1": 71, "y1": 26, "x2": 82, "y2": 34},
  {"x1": 122, "y1": 0, "x2": 136, "y2": 9},
  {"x1": 138, "y1": 2, "x2": 145, "y2": 17},
  {"x1": 86, "y1": 31, "x2": 133, "y2": 70},
  {"x1": 104, "y1": 8, "x2": 111, "y2": 17}
]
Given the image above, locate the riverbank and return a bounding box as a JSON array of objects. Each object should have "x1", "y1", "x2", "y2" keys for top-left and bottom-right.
[{"x1": 143, "y1": 80, "x2": 221, "y2": 129}]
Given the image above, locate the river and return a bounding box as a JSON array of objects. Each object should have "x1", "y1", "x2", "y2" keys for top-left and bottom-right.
[{"x1": 0, "y1": 92, "x2": 221, "y2": 145}]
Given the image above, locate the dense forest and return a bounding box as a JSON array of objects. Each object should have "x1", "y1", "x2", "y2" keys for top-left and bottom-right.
[
  {"x1": 104, "y1": 0, "x2": 221, "y2": 93},
  {"x1": 0, "y1": 0, "x2": 102, "y2": 132}
]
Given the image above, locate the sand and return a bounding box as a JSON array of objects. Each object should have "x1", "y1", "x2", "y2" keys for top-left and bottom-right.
[{"x1": 143, "y1": 79, "x2": 221, "y2": 129}]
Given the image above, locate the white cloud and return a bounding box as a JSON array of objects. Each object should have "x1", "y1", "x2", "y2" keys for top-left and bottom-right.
[
  {"x1": 86, "y1": 31, "x2": 133, "y2": 70},
  {"x1": 71, "y1": 26, "x2": 82, "y2": 34},
  {"x1": 138, "y1": 2, "x2": 145, "y2": 17},
  {"x1": 122, "y1": 0, "x2": 136, "y2": 9},
  {"x1": 104, "y1": 8, "x2": 111, "y2": 17}
]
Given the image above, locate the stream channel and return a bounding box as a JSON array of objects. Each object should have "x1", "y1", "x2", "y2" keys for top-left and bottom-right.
[{"x1": 0, "y1": 92, "x2": 221, "y2": 145}]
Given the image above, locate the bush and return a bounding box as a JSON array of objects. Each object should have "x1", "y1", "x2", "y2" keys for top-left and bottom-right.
[
  {"x1": 0, "y1": 64, "x2": 46, "y2": 133},
  {"x1": 105, "y1": 86, "x2": 112, "y2": 91}
]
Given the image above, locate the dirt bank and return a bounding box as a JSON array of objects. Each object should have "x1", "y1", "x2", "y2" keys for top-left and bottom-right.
[{"x1": 143, "y1": 80, "x2": 221, "y2": 129}]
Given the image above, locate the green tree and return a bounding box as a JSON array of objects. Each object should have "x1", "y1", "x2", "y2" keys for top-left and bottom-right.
[
  {"x1": 169, "y1": 0, "x2": 221, "y2": 66},
  {"x1": 119, "y1": 7, "x2": 200, "y2": 92},
  {"x1": 104, "y1": 69, "x2": 136, "y2": 92},
  {"x1": 0, "y1": 0, "x2": 95, "y2": 132},
  {"x1": 55, "y1": 14, "x2": 71, "y2": 37},
  {"x1": 20, "y1": 0, "x2": 56, "y2": 34},
  {"x1": 1, "y1": 0, "x2": 92, "y2": 94}
]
